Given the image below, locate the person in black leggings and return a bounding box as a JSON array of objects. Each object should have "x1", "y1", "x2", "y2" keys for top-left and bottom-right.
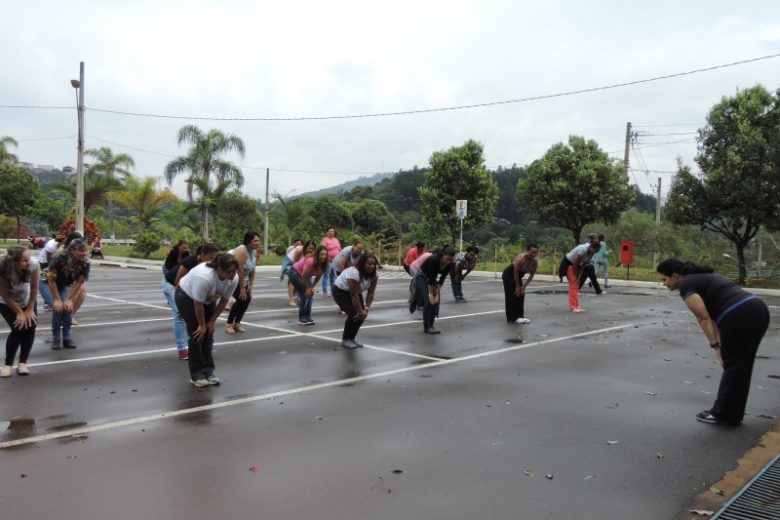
[
  {"x1": 332, "y1": 252, "x2": 378, "y2": 348},
  {"x1": 657, "y1": 259, "x2": 771, "y2": 425},
  {"x1": 0, "y1": 246, "x2": 39, "y2": 377},
  {"x1": 502, "y1": 244, "x2": 539, "y2": 324}
]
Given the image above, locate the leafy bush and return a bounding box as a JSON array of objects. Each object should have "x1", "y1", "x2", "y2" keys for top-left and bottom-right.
[{"x1": 133, "y1": 230, "x2": 162, "y2": 258}]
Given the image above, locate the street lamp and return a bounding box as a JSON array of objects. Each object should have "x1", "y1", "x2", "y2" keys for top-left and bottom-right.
[{"x1": 70, "y1": 62, "x2": 85, "y2": 235}]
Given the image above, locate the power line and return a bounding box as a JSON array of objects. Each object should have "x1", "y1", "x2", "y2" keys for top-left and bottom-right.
[
  {"x1": 0, "y1": 105, "x2": 71, "y2": 110},
  {"x1": 634, "y1": 138, "x2": 697, "y2": 149},
  {"x1": 69, "y1": 52, "x2": 780, "y2": 121},
  {"x1": 636, "y1": 131, "x2": 698, "y2": 137},
  {"x1": 633, "y1": 123, "x2": 700, "y2": 128},
  {"x1": 16, "y1": 135, "x2": 75, "y2": 142}
]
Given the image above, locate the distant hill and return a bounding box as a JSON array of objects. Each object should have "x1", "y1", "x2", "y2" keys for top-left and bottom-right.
[
  {"x1": 28, "y1": 167, "x2": 70, "y2": 190},
  {"x1": 298, "y1": 171, "x2": 395, "y2": 197}
]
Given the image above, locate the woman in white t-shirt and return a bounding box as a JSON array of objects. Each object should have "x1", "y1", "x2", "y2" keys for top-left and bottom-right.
[
  {"x1": 175, "y1": 253, "x2": 239, "y2": 388},
  {"x1": 0, "y1": 246, "x2": 40, "y2": 377},
  {"x1": 332, "y1": 252, "x2": 378, "y2": 349}
]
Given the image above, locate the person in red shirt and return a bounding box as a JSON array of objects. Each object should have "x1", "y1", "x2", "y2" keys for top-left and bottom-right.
[
  {"x1": 320, "y1": 228, "x2": 341, "y2": 297},
  {"x1": 403, "y1": 242, "x2": 425, "y2": 276}
]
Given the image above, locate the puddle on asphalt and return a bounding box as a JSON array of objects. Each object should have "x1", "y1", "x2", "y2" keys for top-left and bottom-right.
[{"x1": 505, "y1": 338, "x2": 524, "y2": 344}]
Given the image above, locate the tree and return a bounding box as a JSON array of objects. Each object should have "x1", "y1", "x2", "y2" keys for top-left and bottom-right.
[
  {"x1": 85, "y1": 147, "x2": 135, "y2": 238},
  {"x1": 352, "y1": 199, "x2": 401, "y2": 239},
  {"x1": 185, "y1": 177, "x2": 236, "y2": 240},
  {"x1": 213, "y1": 191, "x2": 263, "y2": 248},
  {"x1": 0, "y1": 136, "x2": 19, "y2": 163},
  {"x1": 133, "y1": 230, "x2": 162, "y2": 258},
  {"x1": 49, "y1": 167, "x2": 124, "y2": 216},
  {"x1": 111, "y1": 176, "x2": 178, "y2": 231},
  {"x1": 419, "y1": 140, "x2": 499, "y2": 242},
  {"x1": 0, "y1": 215, "x2": 15, "y2": 239},
  {"x1": 310, "y1": 195, "x2": 354, "y2": 233},
  {"x1": 28, "y1": 192, "x2": 69, "y2": 232},
  {"x1": 0, "y1": 162, "x2": 41, "y2": 241},
  {"x1": 516, "y1": 135, "x2": 634, "y2": 245},
  {"x1": 665, "y1": 86, "x2": 780, "y2": 284},
  {"x1": 164, "y1": 125, "x2": 245, "y2": 200}
]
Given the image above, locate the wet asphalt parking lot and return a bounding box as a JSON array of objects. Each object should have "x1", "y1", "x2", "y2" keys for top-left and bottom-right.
[{"x1": 1, "y1": 266, "x2": 779, "y2": 520}]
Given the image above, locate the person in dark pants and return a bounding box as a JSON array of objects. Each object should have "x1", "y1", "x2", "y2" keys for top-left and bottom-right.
[
  {"x1": 332, "y1": 252, "x2": 378, "y2": 348},
  {"x1": 578, "y1": 261, "x2": 603, "y2": 294},
  {"x1": 657, "y1": 259, "x2": 771, "y2": 425},
  {"x1": 0, "y1": 246, "x2": 39, "y2": 377},
  {"x1": 502, "y1": 244, "x2": 539, "y2": 324},
  {"x1": 175, "y1": 253, "x2": 239, "y2": 388},
  {"x1": 450, "y1": 245, "x2": 479, "y2": 302},
  {"x1": 225, "y1": 231, "x2": 261, "y2": 334},
  {"x1": 415, "y1": 246, "x2": 455, "y2": 334}
]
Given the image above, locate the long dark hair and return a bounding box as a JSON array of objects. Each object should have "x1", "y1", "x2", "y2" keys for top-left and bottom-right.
[
  {"x1": 0, "y1": 245, "x2": 31, "y2": 290},
  {"x1": 656, "y1": 258, "x2": 714, "y2": 276},
  {"x1": 196, "y1": 243, "x2": 220, "y2": 259},
  {"x1": 313, "y1": 245, "x2": 330, "y2": 271},
  {"x1": 166, "y1": 239, "x2": 189, "y2": 263},
  {"x1": 206, "y1": 253, "x2": 239, "y2": 271},
  {"x1": 355, "y1": 251, "x2": 378, "y2": 280}
]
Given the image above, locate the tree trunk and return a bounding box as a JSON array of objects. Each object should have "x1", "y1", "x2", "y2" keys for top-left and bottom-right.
[
  {"x1": 571, "y1": 226, "x2": 583, "y2": 246},
  {"x1": 735, "y1": 242, "x2": 747, "y2": 285},
  {"x1": 16, "y1": 215, "x2": 21, "y2": 244},
  {"x1": 203, "y1": 207, "x2": 209, "y2": 240}
]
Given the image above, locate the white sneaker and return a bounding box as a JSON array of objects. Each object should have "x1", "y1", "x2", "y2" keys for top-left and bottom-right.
[{"x1": 514, "y1": 318, "x2": 531, "y2": 324}]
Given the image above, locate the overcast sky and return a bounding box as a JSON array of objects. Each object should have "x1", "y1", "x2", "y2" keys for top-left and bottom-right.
[{"x1": 2, "y1": 1, "x2": 779, "y2": 201}]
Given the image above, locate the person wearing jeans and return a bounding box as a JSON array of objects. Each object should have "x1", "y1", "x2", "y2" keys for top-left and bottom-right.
[
  {"x1": 162, "y1": 240, "x2": 191, "y2": 359},
  {"x1": 0, "y1": 246, "x2": 39, "y2": 377},
  {"x1": 332, "y1": 252, "x2": 378, "y2": 348},
  {"x1": 46, "y1": 239, "x2": 90, "y2": 350},
  {"x1": 593, "y1": 234, "x2": 610, "y2": 288},
  {"x1": 320, "y1": 228, "x2": 341, "y2": 296},
  {"x1": 175, "y1": 253, "x2": 239, "y2": 388},
  {"x1": 415, "y1": 246, "x2": 455, "y2": 334},
  {"x1": 288, "y1": 246, "x2": 329, "y2": 325}
]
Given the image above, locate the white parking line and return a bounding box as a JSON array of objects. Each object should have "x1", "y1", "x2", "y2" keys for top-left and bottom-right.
[{"x1": 0, "y1": 323, "x2": 636, "y2": 449}]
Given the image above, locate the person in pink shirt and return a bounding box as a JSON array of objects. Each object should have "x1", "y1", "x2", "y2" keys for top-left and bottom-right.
[
  {"x1": 403, "y1": 242, "x2": 425, "y2": 276},
  {"x1": 320, "y1": 228, "x2": 341, "y2": 297},
  {"x1": 407, "y1": 250, "x2": 434, "y2": 313},
  {"x1": 288, "y1": 245, "x2": 330, "y2": 325}
]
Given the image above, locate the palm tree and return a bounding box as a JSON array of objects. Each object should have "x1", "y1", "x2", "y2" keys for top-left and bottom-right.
[
  {"x1": 164, "y1": 125, "x2": 245, "y2": 200},
  {"x1": 186, "y1": 176, "x2": 236, "y2": 239},
  {"x1": 49, "y1": 167, "x2": 124, "y2": 215},
  {"x1": 111, "y1": 175, "x2": 178, "y2": 230},
  {"x1": 85, "y1": 147, "x2": 135, "y2": 239},
  {"x1": 0, "y1": 136, "x2": 19, "y2": 163}
]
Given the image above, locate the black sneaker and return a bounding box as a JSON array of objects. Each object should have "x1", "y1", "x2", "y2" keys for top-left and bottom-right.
[
  {"x1": 424, "y1": 328, "x2": 441, "y2": 335},
  {"x1": 695, "y1": 410, "x2": 719, "y2": 424},
  {"x1": 306, "y1": 317, "x2": 316, "y2": 325},
  {"x1": 51, "y1": 340, "x2": 62, "y2": 350},
  {"x1": 63, "y1": 340, "x2": 77, "y2": 349}
]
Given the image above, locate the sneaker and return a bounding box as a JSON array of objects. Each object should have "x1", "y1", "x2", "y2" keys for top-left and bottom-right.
[
  {"x1": 233, "y1": 324, "x2": 246, "y2": 333},
  {"x1": 341, "y1": 339, "x2": 358, "y2": 349},
  {"x1": 695, "y1": 410, "x2": 720, "y2": 424},
  {"x1": 306, "y1": 317, "x2": 316, "y2": 325},
  {"x1": 287, "y1": 300, "x2": 297, "y2": 307},
  {"x1": 0, "y1": 366, "x2": 11, "y2": 378},
  {"x1": 225, "y1": 324, "x2": 235, "y2": 334},
  {"x1": 571, "y1": 308, "x2": 586, "y2": 313},
  {"x1": 190, "y1": 378, "x2": 210, "y2": 388},
  {"x1": 51, "y1": 339, "x2": 62, "y2": 350},
  {"x1": 16, "y1": 363, "x2": 29, "y2": 376},
  {"x1": 71, "y1": 318, "x2": 79, "y2": 326},
  {"x1": 298, "y1": 319, "x2": 309, "y2": 326},
  {"x1": 424, "y1": 327, "x2": 441, "y2": 335},
  {"x1": 206, "y1": 375, "x2": 221, "y2": 386},
  {"x1": 352, "y1": 339, "x2": 364, "y2": 348},
  {"x1": 63, "y1": 340, "x2": 77, "y2": 349},
  {"x1": 514, "y1": 318, "x2": 531, "y2": 324},
  {"x1": 178, "y1": 349, "x2": 189, "y2": 361}
]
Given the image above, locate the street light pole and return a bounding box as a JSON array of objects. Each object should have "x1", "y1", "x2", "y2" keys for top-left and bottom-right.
[{"x1": 71, "y1": 61, "x2": 86, "y2": 235}]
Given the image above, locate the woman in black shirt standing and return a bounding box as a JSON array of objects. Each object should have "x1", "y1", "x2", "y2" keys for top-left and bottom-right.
[
  {"x1": 415, "y1": 246, "x2": 455, "y2": 334},
  {"x1": 162, "y1": 240, "x2": 190, "y2": 360},
  {"x1": 657, "y1": 259, "x2": 770, "y2": 425}
]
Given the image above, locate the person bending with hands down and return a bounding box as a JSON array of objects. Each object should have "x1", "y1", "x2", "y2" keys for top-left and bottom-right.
[
  {"x1": 657, "y1": 259, "x2": 770, "y2": 425},
  {"x1": 332, "y1": 251, "x2": 378, "y2": 349},
  {"x1": 503, "y1": 244, "x2": 539, "y2": 324},
  {"x1": 0, "y1": 246, "x2": 39, "y2": 377},
  {"x1": 225, "y1": 231, "x2": 261, "y2": 334},
  {"x1": 175, "y1": 253, "x2": 239, "y2": 388},
  {"x1": 288, "y1": 245, "x2": 330, "y2": 326},
  {"x1": 46, "y1": 239, "x2": 90, "y2": 350},
  {"x1": 415, "y1": 246, "x2": 455, "y2": 334}
]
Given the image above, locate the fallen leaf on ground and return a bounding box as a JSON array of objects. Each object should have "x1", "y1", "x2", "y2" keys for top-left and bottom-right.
[
  {"x1": 545, "y1": 474, "x2": 554, "y2": 480},
  {"x1": 644, "y1": 391, "x2": 658, "y2": 396},
  {"x1": 688, "y1": 510, "x2": 714, "y2": 517},
  {"x1": 249, "y1": 465, "x2": 262, "y2": 473},
  {"x1": 708, "y1": 486, "x2": 724, "y2": 496}
]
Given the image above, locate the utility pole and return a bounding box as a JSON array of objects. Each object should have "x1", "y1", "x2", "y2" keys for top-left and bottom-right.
[
  {"x1": 652, "y1": 177, "x2": 662, "y2": 267},
  {"x1": 623, "y1": 121, "x2": 632, "y2": 177},
  {"x1": 73, "y1": 62, "x2": 86, "y2": 236},
  {"x1": 264, "y1": 167, "x2": 270, "y2": 255}
]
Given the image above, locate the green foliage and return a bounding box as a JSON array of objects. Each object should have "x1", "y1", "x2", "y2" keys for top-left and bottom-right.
[
  {"x1": 0, "y1": 215, "x2": 15, "y2": 238},
  {"x1": 28, "y1": 192, "x2": 69, "y2": 232},
  {"x1": 213, "y1": 191, "x2": 263, "y2": 249},
  {"x1": 419, "y1": 140, "x2": 499, "y2": 242},
  {"x1": 133, "y1": 230, "x2": 163, "y2": 258},
  {"x1": 0, "y1": 162, "x2": 41, "y2": 237},
  {"x1": 310, "y1": 195, "x2": 354, "y2": 234},
  {"x1": 0, "y1": 136, "x2": 19, "y2": 164},
  {"x1": 352, "y1": 199, "x2": 401, "y2": 239},
  {"x1": 665, "y1": 85, "x2": 780, "y2": 283},
  {"x1": 112, "y1": 176, "x2": 177, "y2": 230},
  {"x1": 516, "y1": 135, "x2": 634, "y2": 245}
]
